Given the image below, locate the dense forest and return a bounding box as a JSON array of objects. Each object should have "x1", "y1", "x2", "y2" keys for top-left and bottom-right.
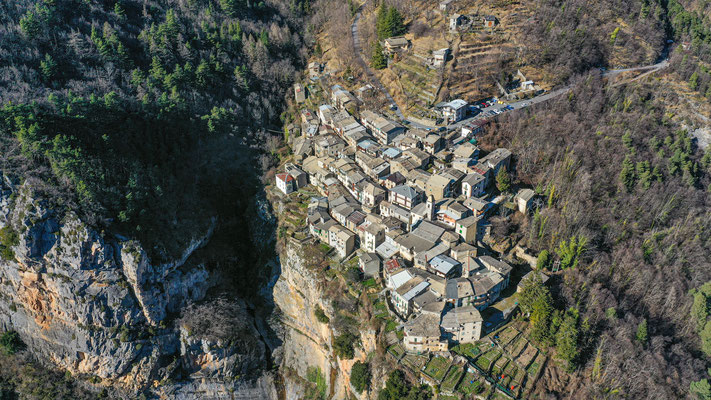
[
  {"x1": 0, "y1": 0, "x2": 309, "y2": 261},
  {"x1": 483, "y1": 73, "x2": 711, "y2": 397}
]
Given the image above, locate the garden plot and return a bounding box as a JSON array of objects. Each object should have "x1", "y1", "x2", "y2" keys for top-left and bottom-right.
[
  {"x1": 387, "y1": 344, "x2": 405, "y2": 361},
  {"x1": 475, "y1": 349, "x2": 501, "y2": 373},
  {"x1": 439, "y1": 364, "x2": 465, "y2": 394},
  {"x1": 509, "y1": 337, "x2": 528, "y2": 358},
  {"x1": 422, "y1": 355, "x2": 452, "y2": 384},
  {"x1": 458, "y1": 370, "x2": 485, "y2": 397},
  {"x1": 401, "y1": 353, "x2": 428, "y2": 373},
  {"x1": 517, "y1": 343, "x2": 539, "y2": 368}
]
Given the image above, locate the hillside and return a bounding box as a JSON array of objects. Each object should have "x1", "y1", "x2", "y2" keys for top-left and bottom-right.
[
  {"x1": 482, "y1": 74, "x2": 711, "y2": 398},
  {"x1": 0, "y1": 0, "x2": 306, "y2": 261},
  {"x1": 0, "y1": 0, "x2": 305, "y2": 397}
]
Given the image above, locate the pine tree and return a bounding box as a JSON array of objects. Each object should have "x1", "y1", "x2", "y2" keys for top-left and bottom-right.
[
  {"x1": 371, "y1": 41, "x2": 387, "y2": 69},
  {"x1": 636, "y1": 319, "x2": 648, "y2": 344},
  {"x1": 690, "y1": 378, "x2": 711, "y2": 400},
  {"x1": 376, "y1": 2, "x2": 389, "y2": 39},
  {"x1": 114, "y1": 2, "x2": 126, "y2": 20},
  {"x1": 555, "y1": 310, "x2": 580, "y2": 372},
  {"x1": 619, "y1": 155, "x2": 636, "y2": 190},
  {"x1": 39, "y1": 54, "x2": 56, "y2": 81},
  {"x1": 495, "y1": 166, "x2": 511, "y2": 193},
  {"x1": 386, "y1": 6, "x2": 405, "y2": 36},
  {"x1": 690, "y1": 72, "x2": 699, "y2": 91},
  {"x1": 536, "y1": 249, "x2": 550, "y2": 270},
  {"x1": 636, "y1": 161, "x2": 652, "y2": 189}
]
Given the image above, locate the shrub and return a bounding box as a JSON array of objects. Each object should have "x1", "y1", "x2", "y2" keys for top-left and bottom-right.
[
  {"x1": 0, "y1": 226, "x2": 19, "y2": 261},
  {"x1": 350, "y1": 361, "x2": 370, "y2": 393},
  {"x1": 0, "y1": 331, "x2": 23, "y2": 355},
  {"x1": 536, "y1": 249, "x2": 551, "y2": 270},
  {"x1": 314, "y1": 306, "x2": 330, "y2": 324},
  {"x1": 333, "y1": 332, "x2": 357, "y2": 359}
]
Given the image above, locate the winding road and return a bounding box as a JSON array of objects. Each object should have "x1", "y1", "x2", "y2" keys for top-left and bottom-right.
[{"x1": 350, "y1": 3, "x2": 671, "y2": 131}]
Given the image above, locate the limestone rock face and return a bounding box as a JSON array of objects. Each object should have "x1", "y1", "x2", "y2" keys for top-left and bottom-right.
[
  {"x1": 0, "y1": 180, "x2": 267, "y2": 397},
  {"x1": 272, "y1": 241, "x2": 367, "y2": 400}
]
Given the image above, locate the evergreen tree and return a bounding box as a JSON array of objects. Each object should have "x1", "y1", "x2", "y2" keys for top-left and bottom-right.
[
  {"x1": 690, "y1": 72, "x2": 699, "y2": 91},
  {"x1": 619, "y1": 155, "x2": 636, "y2": 190},
  {"x1": 114, "y1": 2, "x2": 126, "y2": 20},
  {"x1": 690, "y1": 378, "x2": 711, "y2": 400},
  {"x1": 555, "y1": 310, "x2": 580, "y2": 371},
  {"x1": 39, "y1": 54, "x2": 56, "y2": 82},
  {"x1": 385, "y1": 6, "x2": 405, "y2": 36},
  {"x1": 636, "y1": 319, "x2": 648, "y2": 344},
  {"x1": 376, "y1": 2, "x2": 389, "y2": 39},
  {"x1": 495, "y1": 166, "x2": 511, "y2": 193},
  {"x1": 536, "y1": 249, "x2": 551, "y2": 270},
  {"x1": 350, "y1": 361, "x2": 370, "y2": 393},
  {"x1": 371, "y1": 41, "x2": 387, "y2": 69}
]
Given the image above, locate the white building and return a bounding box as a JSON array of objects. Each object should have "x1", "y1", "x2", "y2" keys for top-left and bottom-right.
[{"x1": 276, "y1": 173, "x2": 296, "y2": 195}]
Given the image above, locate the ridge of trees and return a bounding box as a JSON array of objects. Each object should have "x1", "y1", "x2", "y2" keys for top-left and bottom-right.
[{"x1": 1, "y1": 0, "x2": 308, "y2": 261}]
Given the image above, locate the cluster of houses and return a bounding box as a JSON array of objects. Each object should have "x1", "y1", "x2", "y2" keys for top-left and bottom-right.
[{"x1": 279, "y1": 83, "x2": 538, "y2": 356}]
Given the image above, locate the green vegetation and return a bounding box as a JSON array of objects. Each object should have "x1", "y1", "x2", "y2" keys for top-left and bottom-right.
[
  {"x1": 636, "y1": 319, "x2": 648, "y2": 345},
  {"x1": 495, "y1": 166, "x2": 511, "y2": 193},
  {"x1": 457, "y1": 371, "x2": 483, "y2": 396},
  {"x1": 422, "y1": 356, "x2": 451, "y2": 382},
  {"x1": 375, "y1": 3, "x2": 405, "y2": 40},
  {"x1": 306, "y1": 366, "x2": 327, "y2": 400},
  {"x1": 439, "y1": 365, "x2": 464, "y2": 393},
  {"x1": 0, "y1": 226, "x2": 19, "y2": 261},
  {"x1": 691, "y1": 282, "x2": 711, "y2": 356},
  {"x1": 350, "y1": 361, "x2": 370, "y2": 393},
  {"x1": 691, "y1": 376, "x2": 711, "y2": 400},
  {"x1": 371, "y1": 41, "x2": 387, "y2": 70},
  {"x1": 0, "y1": 331, "x2": 23, "y2": 355},
  {"x1": 536, "y1": 249, "x2": 551, "y2": 270},
  {"x1": 0, "y1": 349, "x2": 97, "y2": 399},
  {"x1": 555, "y1": 235, "x2": 587, "y2": 270},
  {"x1": 377, "y1": 369, "x2": 432, "y2": 400},
  {"x1": 1, "y1": 0, "x2": 307, "y2": 262},
  {"x1": 334, "y1": 332, "x2": 358, "y2": 359},
  {"x1": 519, "y1": 276, "x2": 583, "y2": 371},
  {"x1": 314, "y1": 306, "x2": 330, "y2": 324}
]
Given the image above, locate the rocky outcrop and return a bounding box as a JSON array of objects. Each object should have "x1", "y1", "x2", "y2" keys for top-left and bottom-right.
[
  {"x1": 0, "y1": 179, "x2": 267, "y2": 396},
  {"x1": 272, "y1": 241, "x2": 379, "y2": 400}
]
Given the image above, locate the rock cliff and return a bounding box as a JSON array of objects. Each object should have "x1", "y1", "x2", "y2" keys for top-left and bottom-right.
[
  {"x1": 0, "y1": 178, "x2": 272, "y2": 397},
  {"x1": 272, "y1": 240, "x2": 379, "y2": 400}
]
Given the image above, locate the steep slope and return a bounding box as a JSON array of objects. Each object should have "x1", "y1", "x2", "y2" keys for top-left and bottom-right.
[
  {"x1": 0, "y1": 0, "x2": 305, "y2": 397},
  {"x1": 482, "y1": 73, "x2": 711, "y2": 398}
]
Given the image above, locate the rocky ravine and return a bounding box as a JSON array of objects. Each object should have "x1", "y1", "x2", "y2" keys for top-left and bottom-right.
[{"x1": 0, "y1": 178, "x2": 274, "y2": 399}]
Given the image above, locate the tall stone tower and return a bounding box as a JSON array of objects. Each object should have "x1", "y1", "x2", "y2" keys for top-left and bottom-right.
[{"x1": 426, "y1": 195, "x2": 434, "y2": 221}]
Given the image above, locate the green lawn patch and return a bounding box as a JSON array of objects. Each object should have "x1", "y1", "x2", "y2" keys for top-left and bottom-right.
[
  {"x1": 452, "y1": 342, "x2": 482, "y2": 360},
  {"x1": 385, "y1": 320, "x2": 398, "y2": 332},
  {"x1": 362, "y1": 278, "x2": 378, "y2": 289}
]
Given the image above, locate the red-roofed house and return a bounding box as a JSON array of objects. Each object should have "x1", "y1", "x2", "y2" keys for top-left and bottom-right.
[{"x1": 276, "y1": 173, "x2": 297, "y2": 194}]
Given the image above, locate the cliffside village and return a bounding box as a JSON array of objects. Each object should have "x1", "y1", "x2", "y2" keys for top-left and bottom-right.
[{"x1": 277, "y1": 83, "x2": 540, "y2": 357}]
